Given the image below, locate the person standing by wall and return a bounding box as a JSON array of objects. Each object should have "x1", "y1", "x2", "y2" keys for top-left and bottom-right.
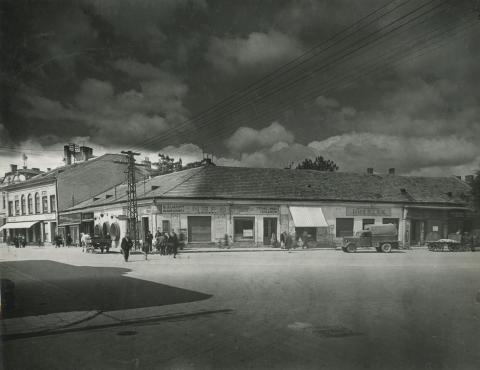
[
  {"x1": 121, "y1": 233, "x2": 133, "y2": 262},
  {"x1": 171, "y1": 229, "x2": 179, "y2": 258}
]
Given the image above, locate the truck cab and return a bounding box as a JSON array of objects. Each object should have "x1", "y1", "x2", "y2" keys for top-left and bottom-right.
[{"x1": 342, "y1": 224, "x2": 399, "y2": 253}]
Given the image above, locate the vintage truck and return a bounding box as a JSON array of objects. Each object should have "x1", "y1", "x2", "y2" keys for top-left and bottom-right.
[{"x1": 342, "y1": 224, "x2": 399, "y2": 253}]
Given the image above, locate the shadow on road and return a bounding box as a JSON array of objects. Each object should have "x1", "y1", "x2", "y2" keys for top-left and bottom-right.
[{"x1": 0, "y1": 260, "x2": 212, "y2": 318}]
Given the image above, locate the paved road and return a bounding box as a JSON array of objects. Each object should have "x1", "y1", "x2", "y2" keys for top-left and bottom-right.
[{"x1": 1, "y1": 246, "x2": 480, "y2": 369}]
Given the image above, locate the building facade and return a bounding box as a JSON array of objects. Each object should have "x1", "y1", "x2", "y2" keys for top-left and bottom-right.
[
  {"x1": 61, "y1": 166, "x2": 473, "y2": 249},
  {"x1": 1, "y1": 153, "x2": 147, "y2": 245}
]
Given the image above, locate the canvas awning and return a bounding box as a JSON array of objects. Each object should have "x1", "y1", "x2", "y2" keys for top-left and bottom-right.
[
  {"x1": 0, "y1": 221, "x2": 40, "y2": 231},
  {"x1": 289, "y1": 207, "x2": 328, "y2": 227}
]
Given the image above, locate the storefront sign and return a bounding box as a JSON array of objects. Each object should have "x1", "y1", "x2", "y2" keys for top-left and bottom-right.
[
  {"x1": 346, "y1": 207, "x2": 391, "y2": 217},
  {"x1": 232, "y1": 205, "x2": 279, "y2": 215},
  {"x1": 158, "y1": 204, "x2": 227, "y2": 214},
  {"x1": 82, "y1": 212, "x2": 94, "y2": 221},
  {"x1": 58, "y1": 213, "x2": 81, "y2": 226}
]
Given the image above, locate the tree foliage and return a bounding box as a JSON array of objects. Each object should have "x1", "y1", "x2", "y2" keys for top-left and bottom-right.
[{"x1": 290, "y1": 156, "x2": 339, "y2": 172}]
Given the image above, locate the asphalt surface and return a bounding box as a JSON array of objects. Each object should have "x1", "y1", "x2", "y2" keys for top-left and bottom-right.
[{"x1": 1, "y1": 246, "x2": 480, "y2": 370}]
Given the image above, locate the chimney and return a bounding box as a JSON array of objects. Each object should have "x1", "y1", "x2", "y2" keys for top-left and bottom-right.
[
  {"x1": 64, "y1": 145, "x2": 72, "y2": 165},
  {"x1": 10, "y1": 164, "x2": 18, "y2": 173},
  {"x1": 465, "y1": 175, "x2": 474, "y2": 184},
  {"x1": 78, "y1": 146, "x2": 93, "y2": 161},
  {"x1": 367, "y1": 168, "x2": 374, "y2": 175},
  {"x1": 47, "y1": 168, "x2": 51, "y2": 171},
  {"x1": 388, "y1": 168, "x2": 395, "y2": 175}
]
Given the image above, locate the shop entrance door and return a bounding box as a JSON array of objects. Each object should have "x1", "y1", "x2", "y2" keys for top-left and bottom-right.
[
  {"x1": 263, "y1": 218, "x2": 277, "y2": 245},
  {"x1": 188, "y1": 216, "x2": 211, "y2": 242},
  {"x1": 410, "y1": 220, "x2": 425, "y2": 245}
]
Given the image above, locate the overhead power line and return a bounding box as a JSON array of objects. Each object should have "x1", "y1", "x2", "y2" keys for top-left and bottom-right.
[{"x1": 126, "y1": 0, "x2": 463, "y2": 153}]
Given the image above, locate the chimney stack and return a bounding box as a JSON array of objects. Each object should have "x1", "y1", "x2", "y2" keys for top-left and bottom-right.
[
  {"x1": 388, "y1": 168, "x2": 395, "y2": 175},
  {"x1": 64, "y1": 145, "x2": 72, "y2": 165},
  {"x1": 367, "y1": 168, "x2": 374, "y2": 175},
  {"x1": 78, "y1": 146, "x2": 93, "y2": 162},
  {"x1": 10, "y1": 164, "x2": 17, "y2": 173}
]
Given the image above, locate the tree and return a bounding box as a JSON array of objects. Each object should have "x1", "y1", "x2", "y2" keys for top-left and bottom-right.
[{"x1": 291, "y1": 156, "x2": 339, "y2": 172}]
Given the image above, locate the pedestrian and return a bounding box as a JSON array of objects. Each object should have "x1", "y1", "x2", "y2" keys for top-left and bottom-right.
[
  {"x1": 286, "y1": 232, "x2": 293, "y2": 253},
  {"x1": 54, "y1": 234, "x2": 62, "y2": 248},
  {"x1": 171, "y1": 229, "x2": 179, "y2": 258},
  {"x1": 121, "y1": 233, "x2": 133, "y2": 262},
  {"x1": 280, "y1": 231, "x2": 286, "y2": 249},
  {"x1": 21, "y1": 235, "x2": 27, "y2": 248},
  {"x1": 13, "y1": 236, "x2": 19, "y2": 248},
  {"x1": 66, "y1": 234, "x2": 72, "y2": 247},
  {"x1": 161, "y1": 232, "x2": 168, "y2": 255},
  {"x1": 146, "y1": 231, "x2": 153, "y2": 253}
]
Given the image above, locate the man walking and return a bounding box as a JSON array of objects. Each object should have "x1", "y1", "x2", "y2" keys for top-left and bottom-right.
[
  {"x1": 171, "y1": 229, "x2": 179, "y2": 258},
  {"x1": 121, "y1": 233, "x2": 133, "y2": 262}
]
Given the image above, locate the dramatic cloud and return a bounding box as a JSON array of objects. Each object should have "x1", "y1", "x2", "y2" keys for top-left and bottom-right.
[
  {"x1": 21, "y1": 59, "x2": 189, "y2": 147},
  {"x1": 225, "y1": 122, "x2": 295, "y2": 153},
  {"x1": 206, "y1": 30, "x2": 302, "y2": 73}
]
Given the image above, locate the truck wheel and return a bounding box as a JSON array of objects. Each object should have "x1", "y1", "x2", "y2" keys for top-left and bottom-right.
[
  {"x1": 341, "y1": 247, "x2": 347, "y2": 253},
  {"x1": 380, "y1": 243, "x2": 392, "y2": 253},
  {"x1": 345, "y1": 243, "x2": 356, "y2": 253}
]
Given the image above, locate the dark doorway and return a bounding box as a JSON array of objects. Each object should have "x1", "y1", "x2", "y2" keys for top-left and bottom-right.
[
  {"x1": 263, "y1": 217, "x2": 277, "y2": 245},
  {"x1": 141, "y1": 217, "x2": 149, "y2": 241},
  {"x1": 188, "y1": 216, "x2": 211, "y2": 242}
]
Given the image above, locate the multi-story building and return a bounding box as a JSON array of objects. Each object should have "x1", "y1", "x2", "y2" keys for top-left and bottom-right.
[
  {"x1": 0, "y1": 164, "x2": 44, "y2": 242},
  {"x1": 0, "y1": 153, "x2": 147, "y2": 245}
]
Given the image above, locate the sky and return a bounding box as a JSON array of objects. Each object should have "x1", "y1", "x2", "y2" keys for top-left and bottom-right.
[{"x1": 1, "y1": 0, "x2": 479, "y2": 177}]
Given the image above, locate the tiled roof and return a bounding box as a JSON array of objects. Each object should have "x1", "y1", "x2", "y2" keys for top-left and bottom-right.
[{"x1": 65, "y1": 165, "x2": 472, "y2": 212}]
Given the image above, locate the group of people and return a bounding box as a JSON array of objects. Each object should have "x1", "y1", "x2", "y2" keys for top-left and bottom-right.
[
  {"x1": 12, "y1": 235, "x2": 27, "y2": 248},
  {"x1": 120, "y1": 229, "x2": 180, "y2": 262}
]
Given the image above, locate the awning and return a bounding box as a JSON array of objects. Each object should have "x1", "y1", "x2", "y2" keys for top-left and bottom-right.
[
  {"x1": 289, "y1": 207, "x2": 328, "y2": 227},
  {"x1": 0, "y1": 221, "x2": 40, "y2": 231}
]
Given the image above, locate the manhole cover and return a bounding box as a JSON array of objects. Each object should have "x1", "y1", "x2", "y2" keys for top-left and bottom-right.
[
  {"x1": 117, "y1": 330, "x2": 138, "y2": 336},
  {"x1": 313, "y1": 325, "x2": 362, "y2": 338}
]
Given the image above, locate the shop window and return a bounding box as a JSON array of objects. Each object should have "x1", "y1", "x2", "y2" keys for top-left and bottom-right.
[
  {"x1": 382, "y1": 218, "x2": 399, "y2": 231},
  {"x1": 8, "y1": 201, "x2": 13, "y2": 216},
  {"x1": 162, "y1": 220, "x2": 170, "y2": 233},
  {"x1": 50, "y1": 195, "x2": 56, "y2": 213},
  {"x1": 35, "y1": 193, "x2": 40, "y2": 213},
  {"x1": 188, "y1": 216, "x2": 211, "y2": 242},
  {"x1": 362, "y1": 219, "x2": 375, "y2": 229},
  {"x1": 42, "y1": 196, "x2": 48, "y2": 213},
  {"x1": 234, "y1": 217, "x2": 255, "y2": 241},
  {"x1": 295, "y1": 227, "x2": 317, "y2": 241},
  {"x1": 15, "y1": 200, "x2": 20, "y2": 216},
  {"x1": 28, "y1": 194, "x2": 33, "y2": 214},
  {"x1": 21, "y1": 195, "x2": 26, "y2": 215},
  {"x1": 336, "y1": 218, "x2": 354, "y2": 237}
]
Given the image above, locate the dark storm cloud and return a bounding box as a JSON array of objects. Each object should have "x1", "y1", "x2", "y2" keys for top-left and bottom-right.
[{"x1": 1, "y1": 0, "x2": 479, "y2": 176}]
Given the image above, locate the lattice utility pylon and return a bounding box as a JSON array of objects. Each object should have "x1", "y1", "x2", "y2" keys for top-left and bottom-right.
[{"x1": 121, "y1": 151, "x2": 140, "y2": 250}]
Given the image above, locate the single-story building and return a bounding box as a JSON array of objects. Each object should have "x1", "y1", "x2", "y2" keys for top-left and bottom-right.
[{"x1": 59, "y1": 165, "x2": 473, "y2": 248}]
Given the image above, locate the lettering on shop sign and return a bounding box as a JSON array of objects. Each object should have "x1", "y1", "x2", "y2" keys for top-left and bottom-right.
[
  {"x1": 158, "y1": 204, "x2": 227, "y2": 214},
  {"x1": 346, "y1": 207, "x2": 391, "y2": 217},
  {"x1": 58, "y1": 213, "x2": 81, "y2": 225},
  {"x1": 82, "y1": 212, "x2": 94, "y2": 221},
  {"x1": 232, "y1": 206, "x2": 279, "y2": 215}
]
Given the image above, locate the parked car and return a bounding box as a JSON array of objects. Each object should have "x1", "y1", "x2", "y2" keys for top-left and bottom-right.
[
  {"x1": 90, "y1": 234, "x2": 112, "y2": 253},
  {"x1": 342, "y1": 224, "x2": 399, "y2": 253}
]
